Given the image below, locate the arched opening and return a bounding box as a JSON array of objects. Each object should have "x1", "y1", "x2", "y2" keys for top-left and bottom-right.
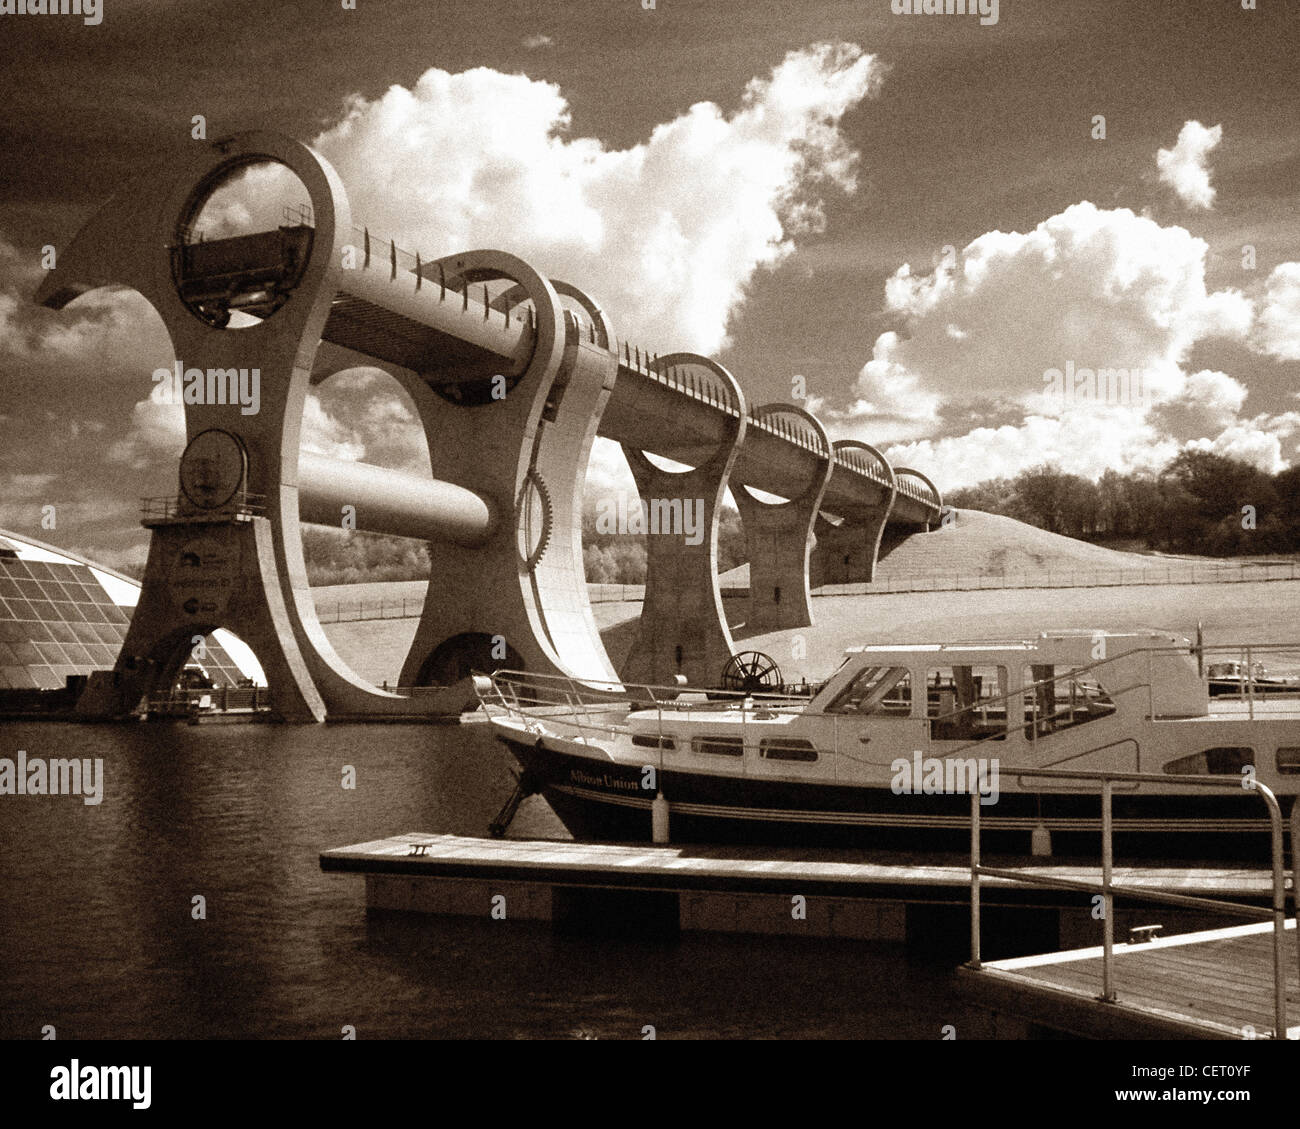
[
  {"x1": 172, "y1": 159, "x2": 314, "y2": 329},
  {"x1": 298, "y1": 367, "x2": 435, "y2": 690},
  {"x1": 137, "y1": 625, "x2": 270, "y2": 717},
  {"x1": 416, "y1": 632, "x2": 523, "y2": 687}
]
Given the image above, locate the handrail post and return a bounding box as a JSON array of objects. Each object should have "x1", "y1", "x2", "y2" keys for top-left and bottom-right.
[
  {"x1": 1293, "y1": 797, "x2": 1300, "y2": 1014},
  {"x1": 1250, "y1": 778, "x2": 1288, "y2": 1039},
  {"x1": 1246, "y1": 644, "x2": 1255, "y2": 720},
  {"x1": 970, "y1": 788, "x2": 981, "y2": 969},
  {"x1": 1100, "y1": 779, "x2": 1115, "y2": 1002}
]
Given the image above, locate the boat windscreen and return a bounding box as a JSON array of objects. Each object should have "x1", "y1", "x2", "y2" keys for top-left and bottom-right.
[{"x1": 823, "y1": 666, "x2": 912, "y2": 715}]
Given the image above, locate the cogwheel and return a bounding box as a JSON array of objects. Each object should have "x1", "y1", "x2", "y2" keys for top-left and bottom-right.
[{"x1": 516, "y1": 468, "x2": 553, "y2": 571}]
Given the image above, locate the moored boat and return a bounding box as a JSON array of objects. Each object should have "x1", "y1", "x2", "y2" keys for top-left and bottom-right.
[{"x1": 476, "y1": 630, "x2": 1300, "y2": 860}]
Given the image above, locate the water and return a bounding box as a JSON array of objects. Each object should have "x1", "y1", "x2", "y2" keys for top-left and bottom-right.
[{"x1": 0, "y1": 721, "x2": 975, "y2": 1039}]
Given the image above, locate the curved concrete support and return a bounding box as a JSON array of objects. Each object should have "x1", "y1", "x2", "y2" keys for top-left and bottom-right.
[
  {"x1": 37, "y1": 128, "x2": 943, "y2": 719},
  {"x1": 810, "y1": 440, "x2": 898, "y2": 587},
  {"x1": 731, "y1": 405, "x2": 833, "y2": 632},
  {"x1": 75, "y1": 517, "x2": 325, "y2": 721},
  {"x1": 619, "y1": 354, "x2": 746, "y2": 688},
  {"x1": 399, "y1": 262, "x2": 621, "y2": 687},
  {"x1": 38, "y1": 130, "x2": 369, "y2": 721},
  {"x1": 895, "y1": 467, "x2": 944, "y2": 528}
]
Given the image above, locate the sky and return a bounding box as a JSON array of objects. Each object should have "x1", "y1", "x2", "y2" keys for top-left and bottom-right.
[{"x1": 0, "y1": 0, "x2": 1297, "y2": 569}]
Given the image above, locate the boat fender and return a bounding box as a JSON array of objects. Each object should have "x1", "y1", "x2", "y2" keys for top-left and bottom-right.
[{"x1": 651, "y1": 791, "x2": 670, "y2": 844}]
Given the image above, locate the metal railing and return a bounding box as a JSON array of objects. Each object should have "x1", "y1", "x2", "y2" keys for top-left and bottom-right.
[
  {"x1": 140, "y1": 492, "x2": 268, "y2": 522},
  {"x1": 808, "y1": 559, "x2": 1300, "y2": 596},
  {"x1": 313, "y1": 596, "x2": 425, "y2": 623},
  {"x1": 147, "y1": 685, "x2": 270, "y2": 713},
  {"x1": 968, "y1": 768, "x2": 1300, "y2": 1039},
  {"x1": 579, "y1": 564, "x2": 1300, "y2": 605},
  {"x1": 476, "y1": 667, "x2": 812, "y2": 754}
]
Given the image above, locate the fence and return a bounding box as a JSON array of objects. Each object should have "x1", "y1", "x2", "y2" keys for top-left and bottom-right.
[
  {"x1": 809, "y1": 559, "x2": 1299, "y2": 597},
  {"x1": 313, "y1": 597, "x2": 427, "y2": 623},
  {"x1": 311, "y1": 560, "x2": 1300, "y2": 622}
]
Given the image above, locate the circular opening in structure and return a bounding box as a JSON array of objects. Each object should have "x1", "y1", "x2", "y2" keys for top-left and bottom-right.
[{"x1": 173, "y1": 159, "x2": 315, "y2": 329}]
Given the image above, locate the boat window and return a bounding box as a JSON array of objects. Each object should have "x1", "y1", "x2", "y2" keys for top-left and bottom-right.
[
  {"x1": 1277, "y1": 748, "x2": 1300, "y2": 775},
  {"x1": 692, "y1": 736, "x2": 744, "y2": 757},
  {"x1": 759, "y1": 738, "x2": 818, "y2": 763},
  {"x1": 1163, "y1": 747, "x2": 1255, "y2": 775},
  {"x1": 823, "y1": 666, "x2": 912, "y2": 716},
  {"x1": 926, "y1": 665, "x2": 1008, "y2": 741},
  {"x1": 631, "y1": 734, "x2": 676, "y2": 751},
  {"x1": 1022, "y1": 665, "x2": 1116, "y2": 738}
]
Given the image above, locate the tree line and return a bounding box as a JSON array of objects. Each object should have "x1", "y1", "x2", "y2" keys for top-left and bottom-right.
[
  {"x1": 945, "y1": 451, "x2": 1300, "y2": 555},
  {"x1": 294, "y1": 449, "x2": 1299, "y2": 587}
]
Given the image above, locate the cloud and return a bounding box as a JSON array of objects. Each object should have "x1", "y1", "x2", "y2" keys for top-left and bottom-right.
[
  {"x1": 1252, "y1": 261, "x2": 1300, "y2": 361},
  {"x1": 825, "y1": 198, "x2": 1300, "y2": 486},
  {"x1": 1184, "y1": 412, "x2": 1300, "y2": 476},
  {"x1": 841, "y1": 202, "x2": 1251, "y2": 434},
  {"x1": 1148, "y1": 369, "x2": 1247, "y2": 436},
  {"x1": 311, "y1": 43, "x2": 881, "y2": 354},
  {"x1": 1156, "y1": 120, "x2": 1223, "y2": 210},
  {"x1": 521, "y1": 34, "x2": 553, "y2": 49},
  {"x1": 880, "y1": 408, "x2": 1179, "y2": 493}
]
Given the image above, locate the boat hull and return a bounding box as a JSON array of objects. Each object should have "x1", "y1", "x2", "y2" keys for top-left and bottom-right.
[{"x1": 501, "y1": 734, "x2": 1293, "y2": 861}]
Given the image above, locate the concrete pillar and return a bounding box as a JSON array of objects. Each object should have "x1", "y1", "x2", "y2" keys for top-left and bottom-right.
[
  {"x1": 40, "y1": 131, "x2": 362, "y2": 720},
  {"x1": 398, "y1": 261, "x2": 621, "y2": 689},
  {"x1": 809, "y1": 441, "x2": 898, "y2": 587},
  {"x1": 76, "y1": 513, "x2": 326, "y2": 721},
  {"x1": 895, "y1": 467, "x2": 944, "y2": 532},
  {"x1": 619, "y1": 354, "x2": 746, "y2": 688},
  {"x1": 731, "y1": 405, "x2": 833, "y2": 631}
]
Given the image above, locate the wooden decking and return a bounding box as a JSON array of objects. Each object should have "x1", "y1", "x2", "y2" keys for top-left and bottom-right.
[
  {"x1": 959, "y1": 919, "x2": 1300, "y2": 1039},
  {"x1": 319, "y1": 832, "x2": 1281, "y2": 902}
]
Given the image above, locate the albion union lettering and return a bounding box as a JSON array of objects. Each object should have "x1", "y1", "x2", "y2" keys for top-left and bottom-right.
[{"x1": 569, "y1": 767, "x2": 642, "y2": 793}]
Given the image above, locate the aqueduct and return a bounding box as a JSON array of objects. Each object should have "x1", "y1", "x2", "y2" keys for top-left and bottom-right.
[{"x1": 35, "y1": 131, "x2": 941, "y2": 721}]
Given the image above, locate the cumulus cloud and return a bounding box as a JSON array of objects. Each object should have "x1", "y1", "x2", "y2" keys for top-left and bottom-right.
[
  {"x1": 825, "y1": 197, "x2": 1300, "y2": 485},
  {"x1": 1156, "y1": 120, "x2": 1223, "y2": 210},
  {"x1": 106, "y1": 376, "x2": 400, "y2": 471},
  {"x1": 1252, "y1": 261, "x2": 1300, "y2": 361},
  {"x1": 521, "y1": 34, "x2": 553, "y2": 49},
  {"x1": 853, "y1": 203, "x2": 1250, "y2": 418},
  {"x1": 1184, "y1": 411, "x2": 1300, "y2": 476},
  {"x1": 311, "y1": 43, "x2": 881, "y2": 354},
  {"x1": 1147, "y1": 368, "x2": 1248, "y2": 437},
  {"x1": 879, "y1": 408, "x2": 1180, "y2": 491}
]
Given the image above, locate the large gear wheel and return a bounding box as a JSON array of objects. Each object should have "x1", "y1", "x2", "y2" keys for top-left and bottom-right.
[{"x1": 516, "y1": 468, "x2": 553, "y2": 572}]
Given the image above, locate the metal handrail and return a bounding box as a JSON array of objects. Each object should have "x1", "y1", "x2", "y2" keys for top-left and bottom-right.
[
  {"x1": 140, "y1": 492, "x2": 268, "y2": 520},
  {"x1": 968, "y1": 768, "x2": 1299, "y2": 1040}
]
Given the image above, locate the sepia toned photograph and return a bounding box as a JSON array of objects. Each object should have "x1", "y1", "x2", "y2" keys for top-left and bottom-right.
[{"x1": 1, "y1": 0, "x2": 1297, "y2": 1104}]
